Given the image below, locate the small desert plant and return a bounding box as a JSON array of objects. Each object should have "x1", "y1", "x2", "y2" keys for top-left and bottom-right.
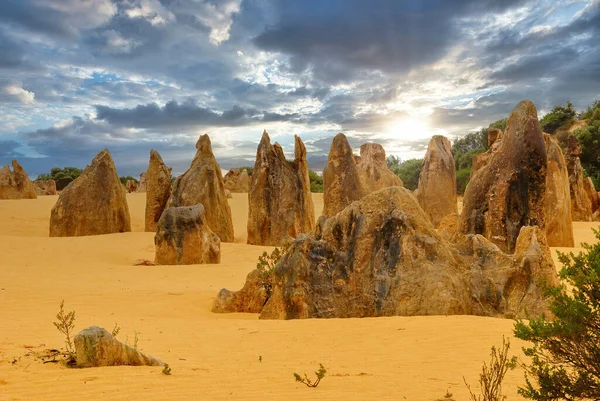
[
  {"x1": 514, "y1": 229, "x2": 600, "y2": 400},
  {"x1": 53, "y1": 300, "x2": 76, "y2": 358},
  {"x1": 463, "y1": 337, "x2": 517, "y2": 401},
  {"x1": 162, "y1": 364, "x2": 172, "y2": 375},
  {"x1": 256, "y1": 244, "x2": 289, "y2": 296},
  {"x1": 294, "y1": 363, "x2": 326, "y2": 388},
  {"x1": 434, "y1": 390, "x2": 456, "y2": 401},
  {"x1": 111, "y1": 323, "x2": 120, "y2": 337}
]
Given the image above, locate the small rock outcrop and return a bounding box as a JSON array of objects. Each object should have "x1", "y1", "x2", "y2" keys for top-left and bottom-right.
[
  {"x1": 0, "y1": 160, "x2": 37, "y2": 199},
  {"x1": 322, "y1": 133, "x2": 368, "y2": 216},
  {"x1": 138, "y1": 172, "x2": 147, "y2": 192},
  {"x1": 416, "y1": 135, "x2": 457, "y2": 227},
  {"x1": 583, "y1": 177, "x2": 599, "y2": 213},
  {"x1": 356, "y1": 143, "x2": 403, "y2": 192},
  {"x1": 167, "y1": 135, "x2": 234, "y2": 242},
  {"x1": 154, "y1": 205, "x2": 220, "y2": 265},
  {"x1": 488, "y1": 128, "x2": 503, "y2": 147},
  {"x1": 45, "y1": 179, "x2": 57, "y2": 195},
  {"x1": 224, "y1": 168, "x2": 251, "y2": 192},
  {"x1": 214, "y1": 187, "x2": 558, "y2": 320},
  {"x1": 49, "y1": 149, "x2": 131, "y2": 237},
  {"x1": 74, "y1": 326, "x2": 163, "y2": 368},
  {"x1": 543, "y1": 134, "x2": 574, "y2": 247},
  {"x1": 33, "y1": 179, "x2": 57, "y2": 195},
  {"x1": 566, "y1": 135, "x2": 593, "y2": 221},
  {"x1": 144, "y1": 150, "x2": 172, "y2": 232},
  {"x1": 247, "y1": 132, "x2": 315, "y2": 246},
  {"x1": 126, "y1": 180, "x2": 138, "y2": 193},
  {"x1": 459, "y1": 100, "x2": 547, "y2": 253}
]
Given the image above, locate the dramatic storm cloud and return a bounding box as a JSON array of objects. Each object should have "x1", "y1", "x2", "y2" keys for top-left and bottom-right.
[{"x1": 0, "y1": 0, "x2": 599, "y2": 176}]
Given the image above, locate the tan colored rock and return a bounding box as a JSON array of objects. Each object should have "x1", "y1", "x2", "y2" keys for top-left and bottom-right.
[
  {"x1": 224, "y1": 168, "x2": 251, "y2": 192},
  {"x1": 144, "y1": 150, "x2": 172, "y2": 232},
  {"x1": 247, "y1": 131, "x2": 315, "y2": 246},
  {"x1": 138, "y1": 172, "x2": 147, "y2": 192},
  {"x1": 45, "y1": 179, "x2": 57, "y2": 195},
  {"x1": 565, "y1": 135, "x2": 593, "y2": 221},
  {"x1": 543, "y1": 134, "x2": 574, "y2": 247},
  {"x1": 74, "y1": 326, "x2": 163, "y2": 368},
  {"x1": 154, "y1": 205, "x2": 221, "y2": 265},
  {"x1": 0, "y1": 160, "x2": 37, "y2": 199},
  {"x1": 322, "y1": 133, "x2": 368, "y2": 216},
  {"x1": 459, "y1": 100, "x2": 547, "y2": 253},
  {"x1": 357, "y1": 143, "x2": 403, "y2": 192},
  {"x1": 216, "y1": 187, "x2": 557, "y2": 320},
  {"x1": 488, "y1": 128, "x2": 503, "y2": 147},
  {"x1": 416, "y1": 136, "x2": 457, "y2": 227},
  {"x1": 125, "y1": 179, "x2": 138, "y2": 193},
  {"x1": 437, "y1": 213, "x2": 459, "y2": 241},
  {"x1": 167, "y1": 135, "x2": 234, "y2": 242},
  {"x1": 133, "y1": 259, "x2": 156, "y2": 266},
  {"x1": 34, "y1": 180, "x2": 45, "y2": 195},
  {"x1": 49, "y1": 149, "x2": 131, "y2": 237},
  {"x1": 212, "y1": 269, "x2": 268, "y2": 313},
  {"x1": 583, "y1": 177, "x2": 599, "y2": 213},
  {"x1": 224, "y1": 189, "x2": 232, "y2": 199}
]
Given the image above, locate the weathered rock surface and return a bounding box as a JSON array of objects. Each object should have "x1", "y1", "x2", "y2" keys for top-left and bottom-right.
[
  {"x1": 138, "y1": 172, "x2": 147, "y2": 192},
  {"x1": 215, "y1": 187, "x2": 558, "y2": 320},
  {"x1": 322, "y1": 133, "x2": 368, "y2": 216},
  {"x1": 356, "y1": 143, "x2": 403, "y2": 192},
  {"x1": 543, "y1": 134, "x2": 574, "y2": 247},
  {"x1": 0, "y1": 160, "x2": 37, "y2": 199},
  {"x1": 224, "y1": 168, "x2": 251, "y2": 192},
  {"x1": 154, "y1": 205, "x2": 220, "y2": 265},
  {"x1": 437, "y1": 213, "x2": 459, "y2": 241},
  {"x1": 488, "y1": 128, "x2": 503, "y2": 147},
  {"x1": 45, "y1": 179, "x2": 57, "y2": 195},
  {"x1": 566, "y1": 135, "x2": 593, "y2": 221},
  {"x1": 247, "y1": 131, "x2": 315, "y2": 246},
  {"x1": 74, "y1": 326, "x2": 163, "y2": 368},
  {"x1": 583, "y1": 177, "x2": 599, "y2": 213},
  {"x1": 459, "y1": 100, "x2": 547, "y2": 253},
  {"x1": 212, "y1": 269, "x2": 268, "y2": 313},
  {"x1": 167, "y1": 135, "x2": 234, "y2": 242},
  {"x1": 224, "y1": 189, "x2": 232, "y2": 199},
  {"x1": 126, "y1": 179, "x2": 138, "y2": 193},
  {"x1": 49, "y1": 149, "x2": 131, "y2": 237},
  {"x1": 144, "y1": 150, "x2": 172, "y2": 232},
  {"x1": 416, "y1": 136, "x2": 457, "y2": 227}
]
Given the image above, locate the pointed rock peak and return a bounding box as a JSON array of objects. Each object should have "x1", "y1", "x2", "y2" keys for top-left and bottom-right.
[
  {"x1": 330, "y1": 133, "x2": 353, "y2": 157},
  {"x1": 294, "y1": 135, "x2": 307, "y2": 161},
  {"x1": 504, "y1": 100, "x2": 539, "y2": 139},
  {"x1": 11, "y1": 159, "x2": 24, "y2": 172},
  {"x1": 261, "y1": 130, "x2": 270, "y2": 142},
  {"x1": 195, "y1": 134, "x2": 213, "y2": 155},
  {"x1": 359, "y1": 143, "x2": 386, "y2": 163},
  {"x1": 90, "y1": 148, "x2": 113, "y2": 166}
]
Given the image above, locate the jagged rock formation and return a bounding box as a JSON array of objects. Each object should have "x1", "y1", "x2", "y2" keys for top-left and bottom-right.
[
  {"x1": 416, "y1": 136, "x2": 457, "y2": 227},
  {"x1": 167, "y1": 135, "x2": 234, "y2": 242},
  {"x1": 565, "y1": 135, "x2": 593, "y2": 221},
  {"x1": 154, "y1": 205, "x2": 221, "y2": 265},
  {"x1": 543, "y1": 134, "x2": 574, "y2": 247},
  {"x1": 49, "y1": 149, "x2": 131, "y2": 237},
  {"x1": 125, "y1": 180, "x2": 138, "y2": 193},
  {"x1": 247, "y1": 131, "x2": 315, "y2": 246},
  {"x1": 33, "y1": 179, "x2": 57, "y2": 195},
  {"x1": 459, "y1": 100, "x2": 547, "y2": 253},
  {"x1": 0, "y1": 160, "x2": 37, "y2": 199},
  {"x1": 356, "y1": 143, "x2": 403, "y2": 192},
  {"x1": 214, "y1": 187, "x2": 558, "y2": 320},
  {"x1": 144, "y1": 150, "x2": 172, "y2": 232},
  {"x1": 224, "y1": 168, "x2": 251, "y2": 192},
  {"x1": 488, "y1": 128, "x2": 503, "y2": 147},
  {"x1": 74, "y1": 326, "x2": 163, "y2": 368},
  {"x1": 583, "y1": 177, "x2": 599, "y2": 213},
  {"x1": 322, "y1": 133, "x2": 368, "y2": 216},
  {"x1": 138, "y1": 172, "x2": 147, "y2": 192},
  {"x1": 437, "y1": 213, "x2": 459, "y2": 241}
]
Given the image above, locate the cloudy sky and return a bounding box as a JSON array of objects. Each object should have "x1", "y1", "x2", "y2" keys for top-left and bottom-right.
[{"x1": 1, "y1": 0, "x2": 599, "y2": 177}]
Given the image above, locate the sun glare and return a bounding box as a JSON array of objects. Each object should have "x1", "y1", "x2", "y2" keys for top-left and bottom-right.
[{"x1": 386, "y1": 116, "x2": 438, "y2": 140}]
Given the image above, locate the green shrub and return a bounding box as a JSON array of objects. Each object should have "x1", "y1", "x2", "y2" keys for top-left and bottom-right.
[
  {"x1": 539, "y1": 101, "x2": 576, "y2": 134},
  {"x1": 395, "y1": 158, "x2": 423, "y2": 191},
  {"x1": 294, "y1": 363, "x2": 326, "y2": 388},
  {"x1": 53, "y1": 300, "x2": 76, "y2": 360},
  {"x1": 456, "y1": 168, "x2": 472, "y2": 195},
  {"x1": 514, "y1": 229, "x2": 600, "y2": 400},
  {"x1": 308, "y1": 169, "x2": 323, "y2": 193},
  {"x1": 119, "y1": 176, "x2": 138, "y2": 186}
]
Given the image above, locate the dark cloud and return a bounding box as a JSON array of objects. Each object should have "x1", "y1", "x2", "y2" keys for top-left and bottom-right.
[{"x1": 0, "y1": 140, "x2": 23, "y2": 158}]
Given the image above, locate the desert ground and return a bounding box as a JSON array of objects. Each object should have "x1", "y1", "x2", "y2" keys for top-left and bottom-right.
[{"x1": 0, "y1": 193, "x2": 598, "y2": 400}]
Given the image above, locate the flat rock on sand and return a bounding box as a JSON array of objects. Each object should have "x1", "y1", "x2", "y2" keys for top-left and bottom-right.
[{"x1": 49, "y1": 149, "x2": 131, "y2": 237}]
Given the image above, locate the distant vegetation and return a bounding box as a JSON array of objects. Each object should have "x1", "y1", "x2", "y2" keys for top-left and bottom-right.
[
  {"x1": 238, "y1": 166, "x2": 254, "y2": 176},
  {"x1": 386, "y1": 155, "x2": 422, "y2": 191},
  {"x1": 36, "y1": 167, "x2": 83, "y2": 190},
  {"x1": 119, "y1": 176, "x2": 138, "y2": 186},
  {"x1": 308, "y1": 169, "x2": 323, "y2": 193},
  {"x1": 539, "y1": 101, "x2": 576, "y2": 134},
  {"x1": 573, "y1": 100, "x2": 600, "y2": 188}
]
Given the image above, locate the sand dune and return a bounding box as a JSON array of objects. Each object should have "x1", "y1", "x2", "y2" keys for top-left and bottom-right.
[{"x1": 0, "y1": 193, "x2": 597, "y2": 400}]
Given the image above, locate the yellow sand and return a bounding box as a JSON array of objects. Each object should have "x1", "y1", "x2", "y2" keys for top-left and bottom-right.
[{"x1": 0, "y1": 193, "x2": 598, "y2": 401}]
